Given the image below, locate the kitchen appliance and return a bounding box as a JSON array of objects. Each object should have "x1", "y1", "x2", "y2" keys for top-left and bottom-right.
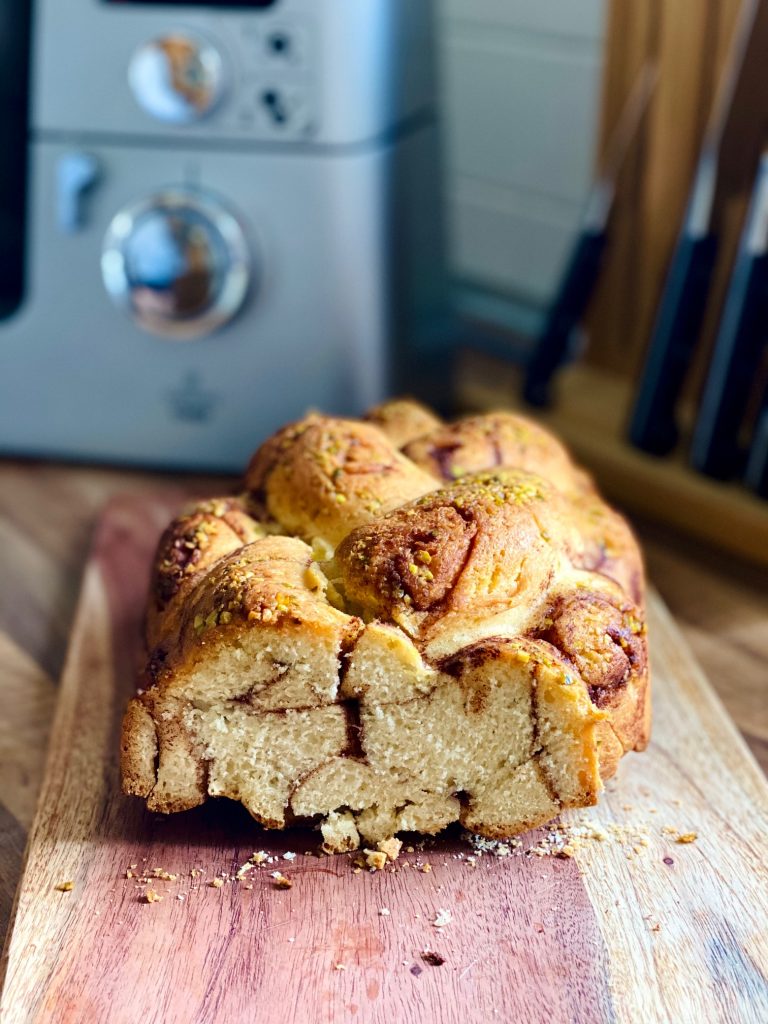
[{"x1": 0, "y1": 0, "x2": 446, "y2": 469}]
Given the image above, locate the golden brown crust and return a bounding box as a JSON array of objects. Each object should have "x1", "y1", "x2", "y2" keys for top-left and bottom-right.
[
  {"x1": 243, "y1": 414, "x2": 438, "y2": 547},
  {"x1": 335, "y1": 470, "x2": 564, "y2": 638},
  {"x1": 568, "y1": 496, "x2": 645, "y2": 606},
  {"x1": 332, "y1": 465, "x2": 649, "y2": 772},
  {"x1": 145, "y1": 497, "x2": 264, "y2": 651},
  {"x1": 125, "y1": 398, "x2": 650, "y2": 840},
  {"x1": 403, "y1": 412, "x2": 588, "y2": 493},
  {"x1": 120, "y1": 699, "x2": 158, "y2": 798},
  {"x1": 168, "y1": 535, "x2": 357, "y2": 669},
  {"x1": 535, "y1": 591, "x2": 649, "y2": 761},
  {"x1": 364, "y1": 397, "x2": 443, "y2": 448}
]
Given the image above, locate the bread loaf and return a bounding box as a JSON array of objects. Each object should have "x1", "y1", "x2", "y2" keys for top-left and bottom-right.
[{"x1": 122, "y1": 400, "x2": 649, "y2": 850}]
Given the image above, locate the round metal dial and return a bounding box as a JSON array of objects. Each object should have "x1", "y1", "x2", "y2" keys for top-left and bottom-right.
[
  {"x1": 101, "y1": 189, "x2": 251, "y2": 340},
  {"x1": 128, "y1": 33, "x2": 225, "y2": 124}
]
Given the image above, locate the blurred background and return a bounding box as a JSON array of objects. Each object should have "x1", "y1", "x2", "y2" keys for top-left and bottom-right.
[{"x1": 1, "y1": 0, "x2": 767, "y2": 565}]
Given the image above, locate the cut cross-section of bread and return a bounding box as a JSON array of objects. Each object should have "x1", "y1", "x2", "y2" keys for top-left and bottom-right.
[{"x1": 121, "y1": 400, "x2": 650, "y2": 850}]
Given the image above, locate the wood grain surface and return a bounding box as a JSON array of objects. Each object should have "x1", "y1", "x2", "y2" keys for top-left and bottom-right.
[{"x1": 1, "y1": 489, "x2": 767, "y2": 1024}]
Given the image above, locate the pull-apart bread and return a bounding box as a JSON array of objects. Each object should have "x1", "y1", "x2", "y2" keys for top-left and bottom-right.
[{"x1": 122, "y1": 401, "x2": 650, "y2": 851}]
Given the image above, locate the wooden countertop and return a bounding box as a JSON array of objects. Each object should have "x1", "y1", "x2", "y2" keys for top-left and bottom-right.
[{"x1": 1, "y1": 460, "x2": 767, "y2": 943}]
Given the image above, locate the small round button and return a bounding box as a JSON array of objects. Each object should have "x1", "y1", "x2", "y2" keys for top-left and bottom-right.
[
  {"x1": 129, "y1": 33, "x2": 225, "y2": 124},
  {"x1": 102, "y1": 189, "x2": 251, "y2": 340}
]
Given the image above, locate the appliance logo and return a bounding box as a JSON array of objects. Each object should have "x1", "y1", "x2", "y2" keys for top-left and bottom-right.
[{"x1": 167, "y1": 370, "x2": 217, "y2": 423}]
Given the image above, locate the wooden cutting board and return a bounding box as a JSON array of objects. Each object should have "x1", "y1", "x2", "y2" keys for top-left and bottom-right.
[{"x1": 1, "y1": 494, "x2": 766, "y2": 1024}]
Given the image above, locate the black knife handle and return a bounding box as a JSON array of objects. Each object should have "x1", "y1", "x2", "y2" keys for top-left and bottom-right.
[
  {"x1": 628, "y1": 232, "x2": 718, "y2": 455},
  {"x1": 690, "y1": 169, "x2": 768, "y2": 478},
  {"x1": 0, "y1": 0, "x2": 32, "y2": 320},
  {"x1": 744, "y1": 383, "x2": 768, "y2": 497},
  {"x1": 523, "y1": 229, "x2": 608, "y2": 408}
]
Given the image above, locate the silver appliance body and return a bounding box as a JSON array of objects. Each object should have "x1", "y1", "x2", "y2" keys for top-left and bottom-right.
[{"x1": 0, "y1": 0, "x2": 444, "y2": 469}]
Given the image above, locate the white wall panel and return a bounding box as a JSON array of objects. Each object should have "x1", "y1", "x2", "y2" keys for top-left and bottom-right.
[
  {"x1": 438, "y1": 0, "x2": 606, "y2": 307},
  {"x1": 443, "y1": 0, "x2": 604, "y2": 40},
  {"x1": 449, "y1": 179, "x2": 582, "y2": 303}
]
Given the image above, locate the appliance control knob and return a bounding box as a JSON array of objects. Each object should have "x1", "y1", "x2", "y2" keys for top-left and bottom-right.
[
  {"x1": 101, "y1": 189, "x2": 251, "y2": 340},
  {"x1": 128, "y1": 33, "x2": 225, "y2": 124}
]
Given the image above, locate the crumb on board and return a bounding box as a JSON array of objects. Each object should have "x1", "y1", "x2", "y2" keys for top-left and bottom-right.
[
  {"x1": 150, "y1": 869, "x2": 177, "y2": 881},
  {"x1": 334, "y1": 963, "x2": 346, "y2": 971},
  {"x1": 363, "y1": 850, "x2": 387, "y2": 871},
  {"x1": 433, "y1": 908, "x2": 452, "y2": 928},
  {"x1": 674, "y1": 832, "x2": 697, "y2": 844},
  {"x1": 109, "y1": 806, "x2": 703, "y2": 908},
  {"x1": 466, "y1": 834, "x2": 522, "y2": 857},
  {"x1": 54, "y1": 881, "x2": 74, "y2": 893},
  {"x1": 376, "y1": 838, "x2": 402, "y2": 862}
]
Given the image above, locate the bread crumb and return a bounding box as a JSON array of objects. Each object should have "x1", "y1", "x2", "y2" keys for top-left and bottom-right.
[
  {"x1": 675, "y1": 832, "x2": 697, "y2": 844},
  {"x1": 467, "y1": 834, "x2": 521, "y2": 857},
  {"x1": 433, "y1": 908, "x2": 452, "y2": 928},
  {"x1": 419, "y1": 862, "x2": 432, "y2": 873},
  {"x1": 236, "y1": 863, "x2": 253, "y2": 880},
  {"x1": 379, "y1": 907, "x2": 390, "y2": 916},
  {"x1": 377, "y1": 838, "x2": 402, "y2": 862},
  {"x1": 251, "y1": 851, "x2": 268, "y2": 865},
  {"x1": 125, "y1": 869, "x2": 134, "y2": 879},
  {"x1": 209, "y1": 878, "x2": 224, "y2": 889},
  {"x1": 364, "y1": 850, "x2": 387, "y2": 871},
  {"x1": 334, "y1": 963, "x2": 346, "y2": 971},
  {"x1": 272, "y1": 871, "x2": 293, "y2": 889},
  {"x1": 283, "y1": 851, "x2": 297, "y2": 862},
  {"x1": 55, "y1": 881, "x2": 74, "y2": 893},
  {"x1": 143, "y1": 889, "x2": 163, "y2": 903},
  {"x1": 150, "y1": 869, "x2": 177, "y2": 881}
]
